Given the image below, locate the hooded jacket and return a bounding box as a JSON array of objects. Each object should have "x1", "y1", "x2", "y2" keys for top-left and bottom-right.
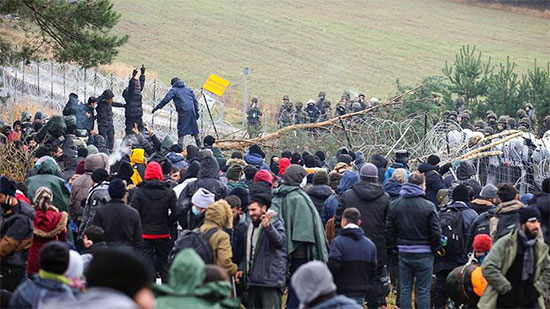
[
  {"x1": 79, "y1": 181, "x2": 111, "y2": 238},
  {"x1": 490, "y1": 199, "x2": 524, "y2": 242},
  {"x1": 341, "y1": 181, "x2": 390, "y2": 265},
  {"x1": 67, "y1": 153, "x2": 109, "y2": 224},
  {"x1": 199, "y1": 200, "x2": 238, "y2": 276},
  {"x1": 384, "y1": 181, "x2": 402, "y2": 201},
  {"x1": 25, "y1": 159, "x2": 71, "y2": 217},
  {"x1": 9, "y1": 276, "x2": 75, "y2": 308},
  {"x1": 92, "y1": 199, "x2": 143, "y2": 250},
  {"x1": 418, "y1": 162, "x2": 445, "y2": 205},
  {"x1": 328, "y1": 226, "x2": 377, "y2": 297},
  {"x1": 244, "y1": 152, "x2": 270, "y2": 171},
  {"x1": 154, "y1": 79, "x2": 199, "y2": 137},
  {"x1": 130, "y1": 149, "x2": 146, "y2": 185},
  {"x1": 0, "y1": 200, "x2": 34, "y2": 268},
  {"x1": 95, "y1": 91, "x2": 124, "y2": 130},
  {"x1": 154, "y1": 249, "x2": 238, "y2": 309},
  {"x1": 35, "y1": 115, "x2": 66, "y2": 142},
  {"x1": 531, "y1": 191, "x2": 550, "y2": 246},
  {"x1": 371, "y1": 154, "x2": 388, "y2": 184},
  {"x1": 307, "y1": 184, "x2": 335, "y2": 215},
  {"x1": 122, "y1": 74, "x2": 145, "y2": 119}
]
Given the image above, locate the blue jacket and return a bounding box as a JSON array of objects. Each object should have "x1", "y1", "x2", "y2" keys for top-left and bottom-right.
[
  {"x1": 154, "y1": 79, "x2": 199, "y2": 137},
  {"x1": 244, "y1": 152, "x2": 270, "y2": 171},
  {"x1": 166, "y1": 152, "x2": 188, "y2": 169},
  {"x1": 384, "y1": 181, "x2": 402, "y2": 201},
  {"x1": 328, "y1": 226, "x2": 377, "y2": 297},
  {"x1": 383, "y1": 162, "x2": 410, "y2": 184},
  {"x1": 9, "y1": 278, "x2": 75, "y2": 308},
  {"x1": 321, "y1": 194, "x2": 339, "y2": 225}
]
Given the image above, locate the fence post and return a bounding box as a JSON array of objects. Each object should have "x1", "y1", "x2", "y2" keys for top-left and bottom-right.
[
  {"x1": 50, "y1": 61, "x2": 54, "y2": 97},
  {"x1": 63, "y1": 64, "x2": 66, "y2": 98},
  {"x1": 21, "y1": 62, "x2": 25, "y2": 94},
  {"x1": 37, "y1": 63, "x2": 40, "y2": 95},
  {"x1": 110, "y1": 73, "x2": 113, "y2": 89},
  {"x1": 84, "y1": 67, "x2": 87, "y2": 100},
  {"x1": 93, "y1": 70, "x2": 97, "y2": 95}
]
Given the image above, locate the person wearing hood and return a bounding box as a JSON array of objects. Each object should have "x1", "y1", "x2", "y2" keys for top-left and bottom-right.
[
  {"x1": 9, "y1": 241, "x2": 76, "y2": 308},
  {"x1": 328, "y1": 208, "x2": 377, "y2": 305},
  {"x1": 199, "y1": 200, "x2": 238, "y2": 276},
  {"x1": 490, "y1": 183, "x2": 525, "y2": 242},
  {"x1": 0, "y1": 176, "x2": 35, "y2": 292},
  {"x1": 154, "y1": 249, "x2": 238, "y2": 309},
  {"x1": 130, "y1": 148, "x2": 147, "y2": 185},
  {"x1": 62, "y1": 93, "x2": 82, "y2": 119},
  {"x1": 152, "y1": 77, "x2": 201, "y2": 147},
  {"x1": 122, "y1": 66, "x2": 146, "y2": 134},
  {"x1": 245, "y1": 144, "x2": 271, "y2": 171},
  {"x1": 271, "y1": 164, "x2": 328, "y2": 309},
  {"x1": 384, "y1": 168, "x2": 407, "y2": 201},
  {"x1": 325, "y1": 147, "x2": 349, "y2": 171},
  {"x1": 385, "y1": 173, "x2": 441, "y2": 309},
  {"x1": 418, "y1": 155, "x2": 448, "y2": 205},
  {"x1": 530, "y1": 177, "x2": 549, "y2": 246},
  {"x1": 434, "y1": 184, "x2": 478, "y2": 309},
  {"x1": 340, "y1": 163, "x2": 389, "y2": 307},
  {"x1": 27, "y1": 187, "x2": 68, "y2": 275},
  {"x1": 277, "y1": 157, "x2": 291, "y2": 176},
  {"x1": 238, "y1": 193, "x2": 287, "y2": 309},
  {"x1": 78, "y1": 169, "x2": 111, "y2": 239},
  {"x1": 291, "y1": 260, "x2": 361, "y2": 309},
  {"x1": 384, "y1": 149, "x2": 410, "y2": 184},
  {"x1": 131, "y1": 162, "x2": 179, "y2": 283},
  {"x1": 307, "y1": 170, "x2": 335, "y2": 216},
  {"x1": 166, "y1": 144, "x2": 187, "y2": 170},
  {"x1": 203, "y1": 135, "x2": 226, "y2": 168},
  {"x1": 324, "y1": 170, "x2": 360, "y2": 242},
  {"x1": 353, "y1": 151, "x2": 367, "y2": 172},
  {"x1": 96, "y1": 89, "x2": 124, "y2": 150},
  {"x1": 450, "y1": 160, "x2": 482, "y2": 195},
  {"x1": 67, "y1": 153, "x2": 109, "y2": 227}
]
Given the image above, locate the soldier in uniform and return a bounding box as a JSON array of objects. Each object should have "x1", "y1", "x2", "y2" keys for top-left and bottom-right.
[
  {"x1": 538, "y1": 115, "x2": 550, "y2": 138},
  {"x1": 458, "y1": 112, "x2": 473, "y2": 130},
  {"x1": 518, "y1": 117, "x2": 531, "y2": 132},
  {"x1": 486, "y1": 111, "x2": 498, "y2": 131},
  {"x1": 525, "y1": 103, "x2": 537, "y2": 129},
  {"x1": 316, "y1": 91, "x2": 331, "y2": 121},
  {"x1": 496, "y1": 116, "x2": 508, "y2": 133},
  {"x1": 294, "y1": 102, "x2": 308, "y2": 124},
  {"x1": 474, "y1": 120, "x2": 485, "y2": 132},
  {"x1": 247, "y1": 97, "x2": 262, "y2": 138},
  {"x1": 517, "y1": 109, "x2": 527, "y2": 122},
  {"x1": 335, "y1": 95, "x2": 349, "y2": 116},
  {"x1": 305, "y1": 99, "x2": 320, "y2": 123},
  {"x1": 278, "y1": 95, "x2": 294, "y2": 128}
]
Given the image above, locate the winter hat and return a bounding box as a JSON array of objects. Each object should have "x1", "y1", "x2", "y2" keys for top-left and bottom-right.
[
  {"x1": 117, "y1": 161, "x2": 134, "y2": 181},
  {"x1": 86, "y1": 248, "x2": 150, "y2": 299},
  {"x1": 108, "y1": 178, "x2": 127, "y2": 199},
  {"x1": 87, "y1": 96, "x2": 98, "y2": 105},
  {"x1": 34, "y1": 111, "x2": 43, "y2": 120},
  {"x1": 452, "y1": 184, "x2": 472, "y2": 203},
  {"x1": 91, "y1": 168, "x2": 109, "y2": 183},
  {"x1": 182, "y1": 161, "x2": 200, "y2": 181},
  {"x1": 170, "y1": 144, "x2": 183, "y2": 154},
  {"x1": 473, "y1": 234, "x2": 492, "y2": 252},
  {"x1": 192, "y1": 188, "x2": 215, "y2": 209},
  {"x1": 254, "y1": 169, "x2": 273, "y2": 186},
  {"x1": 144, "y1": 162, "x2": 164, "y2": 181},
  {"x1": 66, "y1": 250, "x2": 84, "y2": 279},
  {"x1": 0, "y1": 176, "x2": 17, "y2": 197},
  {"x1": 87, "y1": 145, "x2": 99, "y2": 155},
  {"x1": 32, "y1": 187, "x2": 53, "y2": 212},
  {"x1": 360, "y1": 163, "x2": 378, "y2": 180},
  {"x1": 160, "y1": 159, "x2": 173, "y2": 175},
  {"x1": 249, "y1": 144, "x2": 262, "y2": 155},
  {"x1": 250, "y1": 192, "x2": 272, "y2": 209},
  {"x1": 315, "y1": 151, "x2": 326, "y2": 162},
  {"x1": 243, "y1": 165, "x2": 258, "y2": 181},
  {"x1": 480, "y1": 184, "x2": 498, "y2": 199},
  {"x1": 203, "y1": 135, "x2": 216, "y2": 147},
  {"x1": 337, "y1": 154, "x2": 353, "y2": 165},
  {"x1": 77, "y1": 147, "x2": 88, "y2": 158},
  {"x1": 291, "y1": 261, "x2": 337, "y2": 308},
  {"x1": 229, "y1": 187, "x2": 249, "y2": 208},
  {"x1": 75, "y1": 160, "x2": 86, "y2": 175},
  {"x1": 278, "y1": 158, "x2": 291, "y2": 176},
  {"x1": 303, "y1": 154, "x2": 317, "y2": 168},
  {"x1": 226, "y1": 164, "x2": 243, "y2": 181},
  {"x1": 427, "y1": 155, "x2": 441, "y2": 166},
  {"x1": 101, "y1": 89, "x2": 115, "y2": 99},
  {"x1": 39, "y1": 241, "x2": 70, "y2": 275},
  {"x1": 519, "y1": 206, "x2": 541, "y2": 224},
  {"x1": 313, "y1": 170, "x2": 329, "y2": 185},
  {"x1": 284, "y1": 164, "x2": 307, "y2": 186}
]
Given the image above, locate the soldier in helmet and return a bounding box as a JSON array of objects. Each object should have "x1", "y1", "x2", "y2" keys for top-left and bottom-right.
[
  {"x1": 356, "y1": 94, "x2": 367, "y2": 110},
  {"x1": 368, "y1": 97, "x2": 379, "y2": 109},
  {"x1": 518, "y1": 117, "x2": 531, "y2": 132},
  {"x1": 516, "y1": 109, "x2": 527, "y2": 122},
  {"x1": 538, "y1": 115, "x2": 550, "y2": 138},
  {"x1": 294, "y1": 102, "x2": 308, "y2": 124},
  {"x1": 278, "y1": 95, "x2": 294, "y2": 128},
  {"x1": 335, "y1": 95, "x2": 348, "y2": 116},
  {"x1": 449, "y1": 111, "x2": 458, "y2": 123},
  {"x1": 316, "y1": 91, "x2": 331, "y2": 121},
  {"x1": 525, "y1": 103, "x2": 536, "y2": 128},
  {"x1": 247, "y1": 97, "x2": 262, "y2": 138},
  {"x1": 305, "y1": 99, "x2": 320, "y2": 123},
  {"x1": 486, "y1": 111, "x2": 498, "y2": 131},
  {"x1": 455, "y1": 96, "x2": 465, "y2": 113},
  {"x1": 496, "y1": 116, "x2": 508, "y2": 132},
  {"x1": 458, "y1": 112, "x2": 473, "y2": 130},
  {"x1": 474, "y1": 120, "x2": 485, "y2": 131},
  {"x1": 507, "y1": 117, "x2": 517, "y2": 130}
]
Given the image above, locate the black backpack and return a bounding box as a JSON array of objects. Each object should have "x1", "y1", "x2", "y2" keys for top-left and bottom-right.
[
  {"x1": 169, "y1": 228, "x2": 218, "y2": 265},
  {"x1": 440, "y1": 207, "x2": 465, "y2": 256},
  {"x1": 495, "y1": 210, "x2": 520, "y2": 241}
]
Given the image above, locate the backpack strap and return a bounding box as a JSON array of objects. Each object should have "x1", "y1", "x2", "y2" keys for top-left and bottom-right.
[{"x1": 204, "y1": 228, "x2": 219, "y2": 240}]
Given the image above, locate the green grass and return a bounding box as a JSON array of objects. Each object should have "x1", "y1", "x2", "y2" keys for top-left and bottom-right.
[{"x1": 111, "y1": 0, "x2": 549, "y2": 107}]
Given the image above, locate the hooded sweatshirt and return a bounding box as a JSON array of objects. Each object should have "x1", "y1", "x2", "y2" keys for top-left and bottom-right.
[{"x1": 130, "y1": 149, "x2": 146, "y2": 185}]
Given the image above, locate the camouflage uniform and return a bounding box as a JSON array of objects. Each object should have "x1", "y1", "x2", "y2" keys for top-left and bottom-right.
[
  {"x1": 247, "y1": 98, "x2": 262, "y2": 138},
  {"x1": 334, "y1": 95, "x2": 349, "y2": 117},
  {"x1": 538, "y1": 115, "x2": 550, "y2": 138},
  {"x1": 278, "y1": 95, "x2": 294, "y2": 128},
  {"x1": 316, "y1": 91, "x2": 331, "y2": 121},
  {"x1": 294, "y1": 102, "x2": 308, "y2": 124},
  {"x1": 525, "y1": 103, "x2": 537, "y2": 130}
]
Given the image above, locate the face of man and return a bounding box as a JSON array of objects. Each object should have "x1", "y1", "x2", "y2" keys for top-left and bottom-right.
[
  {"x1": 54, "y1": 147, "x2": 63, "y2": 158},
  {"x1": 91, "y1": 102, "x2": 98, "y2": 109},
  {"x1": 248, "y1": 202, "x2": 266, "y2": 222},
  {"x1": 0, "y1": 193, "x2": 7, "y2": 205},
  {"x1": 231, "y1": 206, "x2": 241, "y2": 219},
  {"x1": 522, "y1": 220, "x2": 541, "y2": 238},
  {"x1": 170, "y1": 171, "x2": 180, "y2": 182},
  {"x1": 106, "y1": 98, "x2": 113, "y2": 104},
  {"x1": 28, "y1": 140, "x2": 37, "y2": 148}
]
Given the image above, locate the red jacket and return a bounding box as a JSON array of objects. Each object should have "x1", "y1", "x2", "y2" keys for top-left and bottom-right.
[{"x1": 27, "y1": 207, "x2": 68, "y2": 274}]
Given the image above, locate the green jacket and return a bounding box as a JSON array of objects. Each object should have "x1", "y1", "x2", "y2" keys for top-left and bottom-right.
[
  {"x1": 35, "y1": 116, "x2": 66, "y2": 142},
  {"x1": 479, "y1": 229, "x2": 550, "y2": 309},
  {"x1": 154, "y1": 249, "x2": 239, "y2": 309},
  {"x1": 271, "y1": 185, "x2": 328, "y2": 264}
]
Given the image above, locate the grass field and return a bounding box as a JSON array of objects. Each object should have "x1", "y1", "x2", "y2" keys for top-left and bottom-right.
[{"x1": 111, "y1": 0, "x2": 549, "y2": 107}]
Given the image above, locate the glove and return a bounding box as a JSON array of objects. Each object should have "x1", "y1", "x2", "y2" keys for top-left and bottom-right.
[
  {"x1": 140, "y1": 64, "x2": 145, "y2": 75},
  {"x1": 132, "y1": 69, "x2": 138, "y2": 77}
]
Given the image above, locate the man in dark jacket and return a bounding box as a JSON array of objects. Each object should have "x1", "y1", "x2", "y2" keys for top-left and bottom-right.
[
  {"x1": 531, "y1": 177, "x2": 549, "y2": 245},
  {"x1": 385, "y1": 173, "x2": 441, "y2": 309},
  {"x1": 434, "y1": 184, "x2": 478, "y2": 309},
  {"x1": 9, "y1": 241, "x2": 75, "y2": 308},
  {"x1": 0, "y1": 176, "x2": 34, "y2": 292},
  {"x1": 96, "y1": 89, "x2": 124, "y2": 150},
  {"x1": 328, "y1": 207, "x2": 377, "y2": 305},
  {"x1": 122, "y1": 66, "x2": 146, "y2": 134},
  {"x1": 340, "y1": 163, "x2": 389, "y2": 307},
  {"x1": 418, "y1": 155, "x2": 448, "y2": 205},
  {"x1": 62, "y1": 93, "x2": 81, "y2": 118},
  {"x1": 75, "y1": 97, "x2": 97, "y2": 133},
  {"x1": 131, "y1": 162, "x2": 178, "y2": 283},
  {"x1": 238, "y1": 193, "x2": 287, "y2": 309},
  {"x1": 152, "y1": 77, "x2": 200, "y2": 147},
  {"x1": 92, "y1": 179, "x2": 143, "y2": 250},
  {"x1": 371, "y1": 154, "x2": 388, "y2": 185},
  {"x1": 306, "y1": 170, "x2": 334, "y2": 215}
]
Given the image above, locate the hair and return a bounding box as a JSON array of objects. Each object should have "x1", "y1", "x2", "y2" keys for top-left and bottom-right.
[
  {"x1": 497, "y1": 183, "x2": 518, "y2": 203},
  {"x1": 231, "y1": 151, "x2": 243, "y2": 159},
  {"x1": 225, "y1": 195, "x2": 242, "y2": 209},
  {"x1": 204, "y1": 264, "x2": 229, "y2": 283},
  {"x1": 84, "y1": 225, "x2": 104, "y2": 243},
  {"x1": 389, "y1": 168, "x2": 407, "y2": 184},
  {"x1": 543, "y1": 178, "x2": 550, "y2": 194},
  {"x1": 16, "y1": 182, "x2": 28, "y2": 197},
  {"x1": 281, "y1": 150, "x2": 292, "y2": 159},
  {"x1": 170, "y1": 167, "x2": 180, "y2": 174},
  {"x1": 343, "y1": 207, "x2": 361, "y2": 225},
  {"x1": 408, "y1": 172, "x2": 425, "y2": 186}
]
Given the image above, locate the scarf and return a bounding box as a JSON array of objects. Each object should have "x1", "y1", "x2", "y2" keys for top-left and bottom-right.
[
  {"x1": 518, "y1": 229, "x2": 536, "y2": 281},
  {"x1": 33, "y1": 186, "x2": 53, "y2": 212},
  {"x1": 39, "y1": 269, "x2": 71, "y2": 285}
]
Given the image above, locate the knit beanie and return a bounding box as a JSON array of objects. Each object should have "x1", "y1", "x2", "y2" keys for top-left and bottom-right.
[
  {"x1": 519, "y1": 206, "x2": 541, "y2": 224},
  {"x1": 313, "y1": 170, "x2": 329, "y2": 185},
  {"x1": 291, "y1": 261, "x2": 337, "y2": 307},
  {"x1": 75, "y1": 160, "x2": 86, "y2": 175},
  {"x1": 191, "y1": 188, "x2": 215, "y2": 209},
  {"x1": 108, "y1": 178, "x2": 127, "y2": 199},
  {"x1": 66, "y1": 250, "x2": 84, "y2": 279},
  {"x1": 315, "y1": 151, "x2": 326, "y2": 162},
  {"x1": 0, "y1": 176, "x2": 17, "y2": 197},
  {"x1": 303, "y1": 154, "x2": 316, "y2": 168},
  {"x1": 226, "y1": 164, "x2": 243, "y2": 181},
  {"x1": 480, "y1": 184, "x2": 498, "y2": 199},
  {"x1": 452, "y1": 184, "x2": 472, "y2": 203},
  {"x1": 337, "y1": 154, "x2": 353, "y2": 165},
  {"x1": 244, "y1": 165, "x2": 258, "y2": 181},
  {"x1": 39, "y1": 241, "x2": 70, "y2": 275},
  {"x1": 170, "y1": 144, "x2": 183, "y2": 154},
  {"x1": 91, "y1": 168, "x2": 109, "y2": 183},
  {"x1": 228, "y1": 187, "x2": 249, "y2": 208},
  {"x1": 427, "y1": 155, "x2": 440, "y2": 166},
  {"x1": 360, "y1": 163, "x2": 378, "y2": 180},
  {"x1": 473, "y1": 234, "x2": 492, "y2": 252},
  {"x1": 254, "y1": 169, "x2": 273, "y2": 186}
]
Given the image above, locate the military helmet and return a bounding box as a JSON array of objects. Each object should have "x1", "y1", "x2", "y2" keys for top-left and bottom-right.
[
  {"x1": 507, "y1": 118, "x2": 516, "y2": 127},
  {"x1": 295, "y1": 102, "x2": 303, "y2": 109},
  {"x1": 485, "y1": 110, "x2": 494, "y2": 117},
  {"x1": 450, "y1": 111, "x2": 458, "y2": 117},
  {"x1": 318, "y1": 91, "x2": 326, "y2": 97},
  {"x1": 497, "y1": 115, "x2": 508, "y2": 124},
  {"x1": 545, "y1": 115, "x2": 550, "y2": 122},
  {"x1": 307, "y1": 99, "x2": 315, "y2": 105},
  {"x1": 282, "y1": 95, "x2": 289, "y2": 101},
  {"x1": 517, "y1": 109, "x2": 526, "y2": 119},
  {"x1": 525, "y1": 103, "x2": 534, "y2": 109},
  {"x1": 520, "y1": 117, "x2": 531, "y2": 127},
  {"x1": 370, "y1": 97, "x2": 379, "y2": 104},
  {"x1": 487, "y1": 112, "x2": 497, "y2": 120},
  {"x1": 358, "y1": 93, "x2": 365, "y2": 98},
  {"x1": 474, "y1": 120, "x2": 484, "y2": 129},
  {"x1": 251, "y1": 97, "x2": 258, "y2": 103},
  {"x1": 459, "y1": 113, "x2": 470, "y2": 120},
  {"x1": 483, "y1": 127, "x2": 494, "y2": 136}
]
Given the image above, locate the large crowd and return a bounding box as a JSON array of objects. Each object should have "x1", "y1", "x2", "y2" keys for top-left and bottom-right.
[{"x1": 0, "y1": 76, "x2": 549, "y2": 309}]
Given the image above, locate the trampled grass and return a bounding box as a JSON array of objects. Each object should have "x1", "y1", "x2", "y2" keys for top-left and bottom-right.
[{"x1": 111, "y1": 0, "x2": 549, "y2": 107}]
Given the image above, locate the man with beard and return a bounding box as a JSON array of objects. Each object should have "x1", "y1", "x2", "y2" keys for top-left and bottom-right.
[{"x1": 479, "y1": 206, "x2": 549, "y2": 309}]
